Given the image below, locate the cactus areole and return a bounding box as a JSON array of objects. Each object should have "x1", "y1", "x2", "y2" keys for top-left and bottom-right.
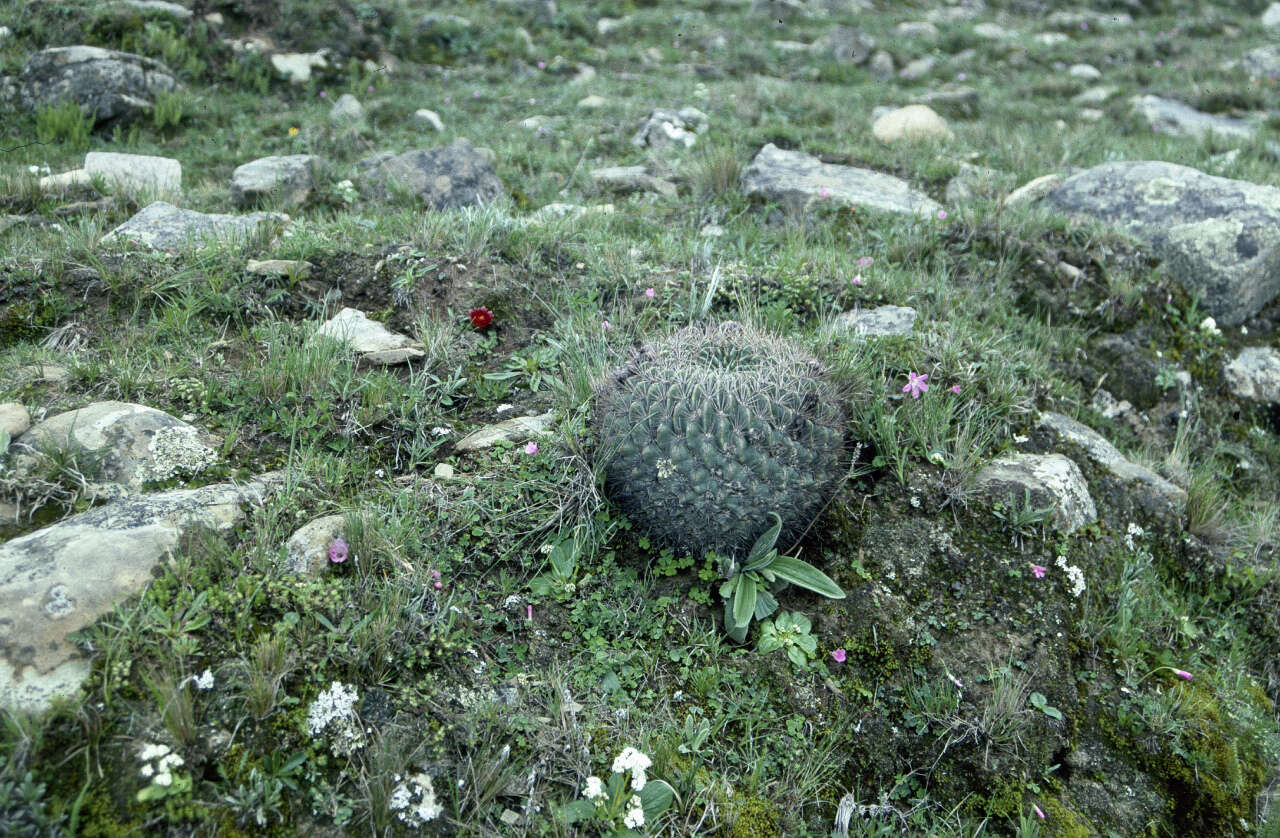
[{"x1": 593, "y1": 322, "x2": 848, "y2": 558}]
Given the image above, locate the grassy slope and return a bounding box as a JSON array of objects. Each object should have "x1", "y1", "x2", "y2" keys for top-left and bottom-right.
[{"x1": 1, "y1": 0, "x2": 1279, "y2": 835}]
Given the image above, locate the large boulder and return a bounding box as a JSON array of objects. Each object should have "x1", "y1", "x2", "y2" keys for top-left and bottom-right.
[
  {"x1": 231, "y1": 154, "x2": 320, "y2": 208},
  {"x1": 15, "y1": 46, "x2": 178, "y2": 126},
  {"x1": 1130, "y1": 95, "x2": 1256, "y2": 144},
  {"x1": 100, "y1": 201, "x2": 287, "y2": 252},
  {"x1": 356, "y1": 139, "x2": 505, "y2": 209},
  {"x1": 973, "y1": 453, "x2": 1097, "y2": 535},
  {"x1": 0, "y1": 475, "x2": 278, "y2": 712},
  {"x1": 742, "y1": 143, "x2": 941, "y2": 216},
  {"x1": 1223, "y1": 346, "x2": 1280, "y2": 404},
  {"x1": 84, "y1": 151, "x2": 181, "y2": 197},
  {"x1": 1043, "y1": 161, "x2": 1280, "y2": 325}
]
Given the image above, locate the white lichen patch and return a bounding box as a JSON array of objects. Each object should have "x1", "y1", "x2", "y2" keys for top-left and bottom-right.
[{"x1": 145, "y1": 426, "x2": 218, "y2": 481}]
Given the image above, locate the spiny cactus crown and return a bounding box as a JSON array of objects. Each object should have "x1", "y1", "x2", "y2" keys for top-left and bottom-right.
[{"x1": 593, "y1": 321, "x2": 848, "y2": 558}]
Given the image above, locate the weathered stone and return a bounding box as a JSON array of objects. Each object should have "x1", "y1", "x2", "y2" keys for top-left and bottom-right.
[
  {"x1": 231, "y1": 155, "x2": 319, "y2": 208},
  {"x1": 973, "y1": 22, "x2": 1014, "y2": 39},
  {"x1": 528, "y1": 203, "x2": 615, "y2": 224},
  {"x1": 1068, "y1": 63, "x2": 1102, "y2": 80},
  {"x1": 946, "y1": 163, "x2": 1001, "y2": 204},
  {"x1": 11, "y1": 365, "x2": 68, "y2": 384},
  {"x1": 356, "y1": 139, "x2": 505, "y2": 209},
  {"x1": 832, "y1": 305, "x2": 917, "y2": 337},
  {"x1": 895, "y1": 21, "x2": 939, "y2": 39},
  {"x1": 631, "y1": 107, "x2": 708, "y2": 150},
  {"x1": 813, "y1": 25, "x2": 875, "y2": 64},
  {"x1": 328, "y1": 93, "x2": 365, "y2": 128},
  {"x1": 0, "y1": 475, "x2": 278, "y2": 711},
  {"x1": 577, "y1": 94, "x2": 608, "y2": 109},
  {"x1": 1044, "y1": 161, "x2": 1280, "y2": 325},
  {"x1": 84, "y1": 152, "x2": 180, "y2": 197},
  {"x1": 115, "y1": 0, "x2": 192, "y2": 18},
  {"x1": 974, "y1": 453, "x2": 1097, "y2": 534},
  {"x1": 1004, "y1": 173, "x2": 1064, "y2": 207},
  {"x1": 38, "y1": 170, "x2": 91, "y2": 192},
  {"x1": 1072, "y1": 85, "x2": 1118, "y2": 106},
  {"x1": 1265, "y1": 3, "x2": 1280, "y2": 31},
  {"x1": 1243, "y1": 45, "x2": 1280, "y2": 79},
  {"x1": 1131, "y1": 95, "x2": 1256, "y2": 144},
  {"x1": 414, "y1": 108, "x2": 444, "y2": 131},
  {"x1": 915, "y1": 87, "x2": 980, "y2": 119},
  {"x1": 245, "y1": 259, "x2": 312, "y2": 277},
  {"x1": 898, "y1": 56, "x2": 937, "y2": 79},
  {"x1": 1034, "y1": 412, "x2": 1186, "y2": 525},
  {"x1": 0, "y1": 403, "x2": 30, "y2": 440},
  {"x1": 285, "y1": 514, "x2": 348, "y2": 576},
  {"x1": 100, "y1": 201, "x2": 287, "y2": 252},
  {"x1": 455, "y1": 413, "x2": 554, "y2": 452},
  {"x1": 868, "y1": 51, "x2": 895, "y2": 80},
  {"x1": 314, "y1": 308, "x2": 425, "y2": 365},
  {"x1": 590, "y1": 166, "x2": 677, "y2": 197},
  {"x1": 271, "y1": 51, "x2": 328, "y2": 83},
  {"x1": 1223, "y1": 346, "x2": 1280, "y2": 403},
  {"x1": 16, "y1": 46, "x2": 177, "y2": 125},
  {"x1": 873, "y1": 105, "x2": 953, "y2": 144},
  {"x1": 11, "y1": 401, "x2": 218, "y2": 492},
  {"x1": 742, "y1": 143, "x2": 942, "y2": 216}
]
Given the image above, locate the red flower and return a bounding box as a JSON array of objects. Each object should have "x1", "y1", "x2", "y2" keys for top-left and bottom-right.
[{"x1": 469, "y1": 306, "x2": 493, "y2": 329}]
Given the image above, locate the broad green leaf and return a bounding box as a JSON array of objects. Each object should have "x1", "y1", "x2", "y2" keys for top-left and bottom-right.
[
  {"x1": 732, "y1": 574, "x2": 757, "y2": 629},
  {"x1": 560, "y1": 799, "x2": 596, "y2": 824},
  {"x1": 787, "y1": 645, "x2": 809, "y2": 668},
  {"x1": 797, "y1": 633, "x2": 817, "y2": 655},
  {"x1": 753, "y1": 588, "x2": 779, "y2": 621},
  {"x1": 640, "y1": 779, "x2": 675, "y2": 820},
  {"x1": 768, "y1": 556, "x2": 845, "y2": 599},
  {"x1": 745, "y1": 512, "x2": 784, "y2": 567}
]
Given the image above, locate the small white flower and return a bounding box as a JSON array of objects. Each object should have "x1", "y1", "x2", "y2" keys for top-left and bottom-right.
[
  {"x1": 612, "y1": 747, "x2": 652, "y2": 775},
  {"x1": 159, "y1": 753, "x2": 185, "y2": 772},
  {"x1": 623, "y1": 799, "x2": 645, "y2": 829},
  {"x1": 583, "y1": 776, "x2": 606, "y2": 800},
  {"x1": 140, "y1": 764, "x2": 154, "y2": 778},
  {"x1": 1198, "y1": 316, "x2": 1221, "y2": 336},
  {"x1": 194, "y1": 669, "x2": 214, "y2": 690},
  {"x1": 631, "y1": 766, "x2": 647, "y2": 790},
  {"x1": 139, "y1": 743, "x2": 171, "y2": 761},
  {"x1": 154, "y1": 772, "x2": 173, "y2": 787}
]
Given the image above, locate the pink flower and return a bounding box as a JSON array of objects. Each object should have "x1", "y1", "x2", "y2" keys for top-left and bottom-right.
[
  {"x1": 434, "y1": 580, "x2": 443, "y2": 589},
  {"x1": 1034, "y1": 804, "x2": 1046, "y2": 819},
  {"x1": 1173, "y1": 668, "x2": 1193, "y2": 681},
  {"x1": 328, "y1": 538, "x2": 348, "y2": 564},
  {"x1": 937, "y1": 209, "x2": 947, "y2": 220},
  {"x1": 602, "y1": 319, "x2": 612, "y2": 330},
  {"x1": 644, "y1": 287, "x2": 655, "y2": 299},
  {"x1": 1154, "y1": 60, "x2": 1163, "y2": 68},
  {"x1": 831, "y1": 649, "x2": 847, "y2": 663},
  {"x1": 1152, "y1": 124, "x2": 1160, "y2": 132},
  {"x1": 1031, "y1": 564, "x2": 1047, "y2": 578},
  {"x1": 526, "y1": 604, "x2": 534, "y2": 620},
  {"x1": 367, "y1": 85, "x2": 374, "y2": 93},
  {"x1": 444, "y1": 96, "x2": 451, "y2": 104},
  {"x1": 529, "y1": 97, "x2": 536, "y2": 105},
  {"x1": 947, "y1": 671, "x2": 963, "y2": 689},
  {"x1": 1081, "y1": 21, "x2": 1088, "y2": 30},
  {"x1": 537, "y1": 60, "x2": 547, "y2": 69},
  {"x1": 902, "y1": 372, "x2": 929, "y2": 398},
  {"x1": 818, "y1": 186, "x2": 830, "y2": 197},
  {"x1": 857, "y1": 256, "x2": 874, "y2": 268},
  {"x1": 524, "y1": 441, "x2": 539, "y2": 455},
  {"x1": 319, "y1": 90, "x2": 327, "y2": 98},
  {"x1": 957, "y1": 72, "x2": 967, "y2": 81},
  {"x1": 852, "y1": 275, "x2": 863, "y2": 285},
  {"x1": 950, "y1": 384, "x2": 962, "y2": 394}
]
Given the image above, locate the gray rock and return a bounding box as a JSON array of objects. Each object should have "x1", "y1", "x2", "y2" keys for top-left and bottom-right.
[
  {"x1": 245, "y1": 259, "x2": 312, "y2": 277},
  {"x1": 16, "y1": 46, "x2": 178, "y2": 126},
  {"x1": 1035, "y1": 412, "x2": 1186, "y2": 525},
  {"x1": 115, "y1": 0, "x2": 192, "y2": 18},
  {"x1": 11, "y1": 365, "x2": 68, "y2": 384},
  {"x1": 1243, "y1": 45, "x2": 1280, "y2": 79},
  {"x1": 314, "y1": 308, "x2": 425, "y2": 365},
  {"x1": 1265, "y1": 3, "x2": 1280, "y2": 31},
  {"x1": 945, "y1": 163, "x2": 1001, "y2": 204},
  {"x1": 743, "y1": 143, "x2": 942, "y2": 217},
  {"x1": 271, "y1": 51, "x2": 328, "y2": 83},
  {"x1": 1223, "y1": 346, "x2": 1280, "y2": 403},
  {"x1": 868, "y1": 51, "x2": 895, "y2": 81},
  {"x1": 12, "y1": 401, "x2": 218, "y2": 492},
  {"x1": 1068, "y1": 63, "x2": 1102, "y2": 80},
  {"x1": 1044, "y1": 161, "x2": 1280, "y2": 326},
  {"x1": 1004, "y1": 173, "x2": 1064, "y2": 207},
  {"x1": 84, "y1": 152, "x2": 181, "y2": 197},
  {"x1": 898, "y1": 56, "x2": 937, "y2": 80},
  {"x1": 974, "y1": 453, "x2": 1097, "y2": 535},
  {"x1": 0, "y1": 403, "x2": 30, "y2": 440},
  {"x1": 973, "y1": 22, "x2": 1014, "y2": 39},
  {"x1": 873, "y1": 104, "x2": 953, "y2": 143},
  {"x1": 0, "y1": 475, "x2": 278, "y2": 711},
  {"x1": 285, "y1": 514, "x2": 348, "y2": 576},
  {"x1": 528, "y1": 202, "x2": 615, "y2": 224},
  {"x1": 356, "y1": 139, "x2": 505, "y2": 209},
  {"x1": 1131, "y1": 95, "x2": 1256, "y2": 144},
  {"x1": 895, "y1": 21, "x2": 939, "y2": 39},
  {"x1": 1072, "y1": 85, "x2": 1118, "y2": 106},
  {"x1": 631, "y1": 107, "x2": 708, "y2": 150},
  {"x1": 915, "y1": 87, "x2": 980, "y2": 119},
  {"x1": 813, "y1": 25, "x2": 875, "y2": 64},
  {"x1": 1045, "y1": 10, "x2": 1131, "y2": 29},
  {"x1": 328, "y1": 93, "x2": 365, "y2": 127},
  {"x1": 832, "y1": 305, "x2": 917, "y2": 337},
  {"x1": 231, "y1": 155, "x2": 319, "y2": 208},
  {"x1": 100, "y1": 201, "x2": 287, "y2": 252},
  {"x1": 455, "y1": 413, "x2": 555, "y2": 452},
  {"x1": 414, "y1": 108, "x2": 444, "y2": 131},
  {"x1": 590, "y1": 165, "x2": 677, "y2": 197}
]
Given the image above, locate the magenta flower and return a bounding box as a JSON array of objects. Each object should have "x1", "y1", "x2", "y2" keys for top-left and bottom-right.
[
  {"x1": 444, "y1": 96, "x2": 451, "y2": 104},
  {"x1": 957, "y1": 72, "x2": 967, "y2": 81},
  {"x1": 852, "y1": 274, "x2": 863, "y2": 285},
  {"x1": 431, "y1": 569, "x2": 443, "y2": 590},
  {"x1": 950, "y1": 384, "x2": 962, "y2": 394},
  {"x1": 857, "y1": 256, "x2": 874, "y2": 268},
  {"x1": 319, "y1": 90, "x2": 327, "y2": 98},
  {"x1": 1081, "y1": 21, "x2": 1088, "y2": 30},
  {"x1": 537, "y1": 60, "x2": 547, "y2": 69},
  {"x1": 947, "y1": 671, "x2": 963, "y2": 689},
  {"x1": 1031, "y1": 564, "x2": 1047, "y2": 579},
  {"x1": 602, "y1": 319, "x2": 612, "y2": 330},
  {"x1": 831, "y1": 649, "x2": 847, "y2": 663},
  {"x1": 1154, "y1": 60, "x2": 1163, "y2": 68},
  {"x1": 526, "y1": 604, "x2": 534, "y2": 620},
  {"x1": 524, "y1": 441, "x2": 539, "y2": 455},
  {"x1": 328, "y1": 537, "x2": 348, "y2": 564},
  {"x1": 1034, "y1": 804, "x2": 1046, "y2": 819},
  {"x1": 937, "y1": 209, "x2": 947, "y2": 220},
  {"x1": 644, "y1": 287, "x2": 655, "y2": 299},
  {"x1": 367, "y1": 85, "x2": 374, "y2": 93},
  {"x1": 529, "y1": 97, "x2": 536, "y2": 105},
  {"x1": 1173, "y1": 668, "x2": 1193, "y2": 681},
  {"x1": 902, "y1": 372, "x2": 929, "y2": 398},
  {"x1": 818, "y1": 186, "x2": 830, "y2": 197}
]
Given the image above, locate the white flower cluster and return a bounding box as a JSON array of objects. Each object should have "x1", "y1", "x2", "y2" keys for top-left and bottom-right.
[
  {"x1": 583, "y1": 776, "x2": 606, "y2": 800},
  {"x1": 306, "y1": 681, "x2": 366, "y2": 756},
  {"x1": 581, "y1": 747, "x2": 651, "y2": 829},
  {"x1": 623, "y1": 796, "x2": 645, "y2": 829},
  {"x1": 145, "y1": 426, "x2": 218, "y2": 481},
  {"x1": 1055, "y1": 555, "x2": 1086, "y2": 598},
  {"x1": 184, "y1": 669, "x2": 215, "y2": 690},
  {"x1": 1124, "y1": 522, "x2": 1145, "y2": 552},
  {"x1": 611, "y1": 746, "x2": 652, "y2": 791},
  {"x1": 138, "y1": 742, "x2": 184, "y2": 787},
  {"x1": 389, "y1": 772, "x2": 443, "y2": 827},
  {"x1": 1199, "y1": 316, "x2": 1222, "y2": 337}
]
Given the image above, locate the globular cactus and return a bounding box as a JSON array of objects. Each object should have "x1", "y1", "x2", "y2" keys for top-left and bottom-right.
[{"x1": 593, "y1": 321, "x2": 848, "y2": 558}]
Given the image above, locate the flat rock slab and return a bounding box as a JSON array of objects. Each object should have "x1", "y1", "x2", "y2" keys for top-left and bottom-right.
[
  {"x1": 271, "y1": 51, "x2": 329, "y2": 83},
  {"x1": 0, "y1": 475, "x2": 278, "y2": 712},
  {"x1": 631, "y1": 107, "x2": 708, "y2": 150},
  {"x1": 231, "y1": 154, "x2": 319, "y2": 208},
  {"x1": 12, "y1": 401, "x2": 218, "y2": 492},
  {"x1": 743, "y1": 143, "x2": 941, "y2": 216},
  {"x1": 356, "y1": 139, "x2": 504, "y2": 209},
  {"x1": 100, "y1": 201, "x2": 287, "y2": 252},
  {"x1": 590, "y1": 166, "x2": 677, "y2": 197},
  {"x1": 0, "y1": 403, "x2": 30, "y2": 439},
  {"x1": 1043, "y1": 161, "x2": 1280, "y2": 325},
  {"x1": 833, "y1": 305, "x2": 917, "y2": 336},
  {"x1": 114, "y1": 0, "x2": 192, "y2": 17},
  {"x1": 245, "y1": 258, "x2": 312, "y2": 277},
  {"x1": 16, "y1": 45, "x2": 177, "y2": 125},
  {"x1": 1130, "y1": 95, "x2": 1256, "y2": 144},
  {"x1": 84, "y1": 151, "x2": 181, "y2": 197},
  {"x1": 455, "y1": 413, "x2": 554, "y2": 452},
  {"x1": 314, "y1": 308, "x2": 424, "y2": 365},
  {"x1": 974, "y1": 452, "x2": 1097, "y2": 534},
  {"x1": 1223, "y1": 346, "x2": 1280, "y2": 403},
  {"x1": 1035, "y1": 412, "x2": 1186, "y2": 525}
]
